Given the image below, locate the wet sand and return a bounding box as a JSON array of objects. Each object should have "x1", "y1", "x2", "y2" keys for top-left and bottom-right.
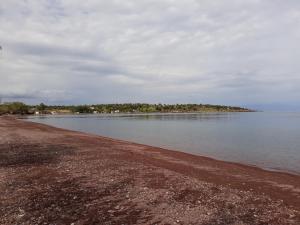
[{"x1": 1, "y1": 116, "x2": 300, "y2": 224}]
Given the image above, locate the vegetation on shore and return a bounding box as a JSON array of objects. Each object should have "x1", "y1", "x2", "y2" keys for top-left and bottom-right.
[
  {"x1": 0, "y1": 102, "x2": 253, "y2": 115},
  {"x1": 0, "y1": 102, "x2": 30, "y2": 115}
]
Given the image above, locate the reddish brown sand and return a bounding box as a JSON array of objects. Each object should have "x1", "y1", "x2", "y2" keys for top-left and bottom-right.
[{"x1": 0, "y1": 116, "x2": 300, "y2": 225}]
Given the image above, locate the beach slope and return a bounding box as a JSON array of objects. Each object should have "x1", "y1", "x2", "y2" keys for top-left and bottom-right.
[{"x1": 0, "y1": 116, "x2": 300, "y2": 224}]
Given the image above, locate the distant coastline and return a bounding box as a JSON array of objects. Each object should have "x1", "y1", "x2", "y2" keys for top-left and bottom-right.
[{"x1": 0, "y1": 102, "x2": 254, "y2": 115}]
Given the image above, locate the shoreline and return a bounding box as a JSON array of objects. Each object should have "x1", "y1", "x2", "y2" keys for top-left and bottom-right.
[
  {"x1": 1, "y1": 116, "x2": 300, "y2": 224},
  {"x1": 20, "y1": 110, "x2": 256, "y2": 117},
  {"x1": 23, "y1": 113, "x2": 300, "y2": 176}
]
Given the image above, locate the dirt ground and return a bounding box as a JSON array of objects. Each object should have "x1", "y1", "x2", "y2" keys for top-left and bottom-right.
[{"x1": 0, "y1": 116, "x2": 300, "y2": 225}]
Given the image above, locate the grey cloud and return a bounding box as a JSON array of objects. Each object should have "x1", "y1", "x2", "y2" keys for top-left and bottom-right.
[
  {"x1": 9, "y1": 41, "x2": 107, "y2": 61},
  {"x1": 0, "y1": 89, "x2": 71, "y2": 102},
  {"x1": 0, "y1": 92, "x2": 37, "y2": 100},
  {"x1": 71, "y1": 63, "x2": 126, "y2": 76}
]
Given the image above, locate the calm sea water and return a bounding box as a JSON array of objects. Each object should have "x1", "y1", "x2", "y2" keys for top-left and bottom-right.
[{"x1": 25, "y1": 112, "x2": 300, "y2": 174}]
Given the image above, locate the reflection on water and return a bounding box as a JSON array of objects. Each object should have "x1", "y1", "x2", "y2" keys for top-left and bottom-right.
[
  {"x1": 25, "y1": 112, "x2": 300, "y2": 174},
  {"x1": 117, "y1": 113, "x2": 237, "y2": 121},
  {"x1": 31, "y1": 112, "x2": 237, "y2": 121}
]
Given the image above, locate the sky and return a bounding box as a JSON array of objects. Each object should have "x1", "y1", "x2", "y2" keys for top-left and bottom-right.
[{"x1": 0, "y1": 0, "x2": 300, "y2": 110}]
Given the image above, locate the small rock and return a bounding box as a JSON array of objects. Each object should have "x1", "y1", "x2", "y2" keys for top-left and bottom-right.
[{"x1": 17, "y1": 208, "x2": 25, "y2": 218}]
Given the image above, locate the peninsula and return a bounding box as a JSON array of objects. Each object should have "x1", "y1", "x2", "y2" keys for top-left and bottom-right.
[{"x1": 0, "y1": 102, "x2": 253, "y2": 115}]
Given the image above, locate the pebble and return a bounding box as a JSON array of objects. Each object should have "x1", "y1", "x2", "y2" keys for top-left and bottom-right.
[{"x1": 17, "y1": 208, "x2": 25, "y2": 218}]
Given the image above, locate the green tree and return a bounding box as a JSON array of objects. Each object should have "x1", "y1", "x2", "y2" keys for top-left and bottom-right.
[{"x1": 37, "y1": 103, "x2": 47, "y2": 111}]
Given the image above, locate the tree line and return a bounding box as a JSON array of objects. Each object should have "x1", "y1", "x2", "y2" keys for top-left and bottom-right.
[{"x1": 0, "y1": 102, "x2": 253, "y2": 115}]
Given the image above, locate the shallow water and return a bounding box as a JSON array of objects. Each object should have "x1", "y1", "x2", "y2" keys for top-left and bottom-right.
[{"x1": 25, "y1": 112, "x2": 300, "y2": 173}]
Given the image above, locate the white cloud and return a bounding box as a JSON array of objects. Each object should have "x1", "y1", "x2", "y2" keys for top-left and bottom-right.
[{"x1": 0, "y1": 0, "x2": 300, "y2": 109}]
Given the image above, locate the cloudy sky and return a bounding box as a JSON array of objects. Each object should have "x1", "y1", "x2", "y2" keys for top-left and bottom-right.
[{"x1": 1, "y1": 0, "x2": 300, "y2": 110}]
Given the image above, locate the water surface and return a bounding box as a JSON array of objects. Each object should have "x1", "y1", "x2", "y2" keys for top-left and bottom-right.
[{"x1": 26, "y1": 112, "x2": 300, "y2": 174}]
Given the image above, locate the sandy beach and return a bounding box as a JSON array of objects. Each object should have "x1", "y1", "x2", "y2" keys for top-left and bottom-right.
[{"x1": 1, "y1": 116, "x2": 300, "y2": 225}]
